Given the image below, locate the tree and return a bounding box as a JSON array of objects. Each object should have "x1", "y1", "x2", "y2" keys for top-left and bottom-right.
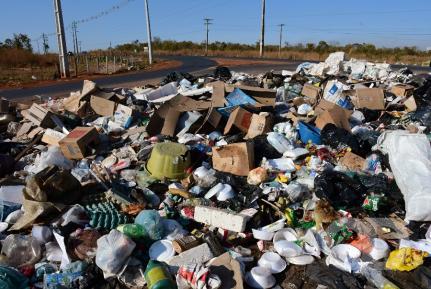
[
  {"x1": 1, "y1": 34, "x2": 32, "y2": 51},
  {"x1": 316, "y1": 41, "x2": 329, "y2": 53}
]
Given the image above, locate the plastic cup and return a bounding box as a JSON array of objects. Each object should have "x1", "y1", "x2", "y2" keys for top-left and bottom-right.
[
  {"x1": 149, "y1": 240, "x2": 175, "y2": 262},
  {"x1": 216, "y1": 184, "x2": 235, "y2": 201},
  {"x1": 274, "y1": 240, "x2": 302, "y2": 258},
  {"x1": 369, "y1": 238, "x2": 389, "y2": 260},
  {"x1": 245, "y1": 266, "x2": 276, "y2": 289},
  {"x1": 258, "y1": 252, "x2": 287, "y2": 274},
  {"x1": 252, "y1": 229, "x2": 274, "y2": 241}
]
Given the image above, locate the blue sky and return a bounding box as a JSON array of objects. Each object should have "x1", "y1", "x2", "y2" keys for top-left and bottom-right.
[{"x1": 1, "y1": 0, "x2": 430, "y2": 52}]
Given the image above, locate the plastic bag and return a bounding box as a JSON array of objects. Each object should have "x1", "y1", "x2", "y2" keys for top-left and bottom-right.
[
  {"x1": 321, "y1": 124, "x2": 361, "y2": 155},
  {"x1": 1, "y1": 234, "x2": 42, "y2": 267},
  {"x1": 314, "y1": 170, "x2": 365, "y2": 208},
  {"x1": 95, "y1": 229, "x2": 136, "y2": 277},
  {"x1": 134, "y1": 210, "x2": 165, "y2": 241},
  {"x1": 25, "y1": 146, "x2": 73, "y2": 174},
  {"x1": 0, "y1": 266, "x2": 29, "y2": 289},
  {"x1": 376, "y1": 130, "x2": 431, "y2": 221},
  {"x1": 385, "y1": 248, "x2": 428, "y2": 272}
]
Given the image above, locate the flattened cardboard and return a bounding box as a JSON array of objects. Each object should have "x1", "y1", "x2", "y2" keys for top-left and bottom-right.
[
  {"x1": 208, "y1": 253, "x2": 244, "y2": 289},
  {"x1": 16, "y1": 122, "x2": 33, "y2": 138},
  {"x1": 90, "y1": 95, "x2": 116, "y2": 116},
  {"x1": 339, "y1": 151, "x2": 365, "y2": 171},
  {"x1": 403, "y1": 96, "x2": 417, "y2": 112},
  {"x1": 21, "y1": 103, "x2": 55, "y2": 128},
  {"x1": 314, "y1": 100, "x2": 352, "y2": 132},
  {"x1": 42, "y1": 129, "x2": 66, "y2": 146},
  {"x1": 245, "y1": 113, "x2": 273, "y2": 139},
  {"x1": 212, "y1": 142, "x2": 254, "y2": 176},
  {"x1": 208, "y1": 81, "x2": 227, "y2": 107},
  {"x1": 391, "y1": 84, "x2": 414, "y2": 98},
  {"x1": 223, "y1": 107, "x2": 253, "y2": 135},
  {"x1": 301, "y1": 83, "x2": 321, "y2": 100},
  {"x1": 59, "y1": 127, "x2": 99, "y2": 159},
  {"x1": 208, "y1": 110, "x2": 223, "y2": 129},
  {"x1": 353, "y1": 88, "x2": 385, "y2": 110}
]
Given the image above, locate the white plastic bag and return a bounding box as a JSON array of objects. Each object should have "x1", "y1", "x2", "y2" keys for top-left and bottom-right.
[
  {"x1": 95, "y1": 229, "x2": 136, "y2": 278},
  {"x1": 25, "y1": 146, "x2": 73, "y2": 174},
  {"x1": 376, "y1": 131, "x2": 431, "y2": 222}
]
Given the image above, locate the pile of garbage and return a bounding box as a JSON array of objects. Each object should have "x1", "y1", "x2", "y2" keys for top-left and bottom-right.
[{"x1": 0, "y1": 51, "x2": 431, "y2": 289}]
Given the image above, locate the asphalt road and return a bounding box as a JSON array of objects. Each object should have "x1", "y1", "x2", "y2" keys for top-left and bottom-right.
[{"x1": 0, "y1": 55, "x2": 429, "y2": 101}]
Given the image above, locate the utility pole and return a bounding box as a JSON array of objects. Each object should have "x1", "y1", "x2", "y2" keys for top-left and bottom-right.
[
  {"x1": 144, "y1": 0, "x2": 153, "y2": 64},
  {"x1": 53, "y1": 0, "x2": 69, "y2": 78},
  {"x1": 259, "y1": 0, "x2": 266, "y2": 58},
  {"x1": 204, "y1": 18, "x2": 213, "y2": 56},
  {"x1": 42, "y1": 33, "x2": 49, "y2": 54},
  {"x1": 71, "y1": 21, "x2": 79, "y2": 76},
  {"x1": 72, "y1": 21, "x2": 79, "y2": 55},
  {"x1": 277, "y1": 24, "x2": 285, "y2": 58}
]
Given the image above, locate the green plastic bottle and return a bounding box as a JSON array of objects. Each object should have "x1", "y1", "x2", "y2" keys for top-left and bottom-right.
[
  {"x1": 144, "y1": 260, "x2": 177, "y2": 289},
  {"x1": 117, "y1": 224, "x2": 147, "y2": 239}
]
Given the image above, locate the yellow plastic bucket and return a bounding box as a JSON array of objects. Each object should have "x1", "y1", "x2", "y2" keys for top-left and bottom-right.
[{"x1": 146, "y1": 142, "x2": 191, "y2": 180}]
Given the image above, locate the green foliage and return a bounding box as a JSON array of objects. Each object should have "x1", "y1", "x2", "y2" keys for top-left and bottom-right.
[{"x1": 0, "y1": 33, "x2": 32, "y2": 52}]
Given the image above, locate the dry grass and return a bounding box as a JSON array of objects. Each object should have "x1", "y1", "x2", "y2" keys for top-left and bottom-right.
[{"x1": 156, "y1": 49, "x2": 431, "y2": 65}]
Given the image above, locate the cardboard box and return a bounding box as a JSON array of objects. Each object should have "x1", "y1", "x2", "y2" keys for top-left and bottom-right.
[
  {"x1": 90, "y1": 95, "x2": 116, "y2": 116},
  {"x1": 146, "y1": 95, "x2": 211, "y2": 137},
  {"x1": 194, "y1": 206, "x2": 250, "y2": 232},
  {"x1": 352, "y1": 88, "x2": 385, "y2": 110},
  {"x1": 226, "y1": 85, "x2": 276, "y2": 107},
  {"x1": 301, "y1": 83, "x2": 321, "y2": 100},
  {"x1": 339, "y1": 151, "x2": 365, "y2": 171},
  {"x1": 42, "y1": 129, "x2": 66, "y2": 146},
  {"x1": 314, "y1": 100, "x2": 352, "y2": 131},
  {"x1": 245, "y1": 113, "x2": 273, "y2": 139},
  {"x1": 391, "y1": 84, "x2": 414, "y2": 98},
  {"x1": 21, "y1": 103, "x2": 55, "y2": 128},
  {"x1": 223, "y1": 107, "x2": 253, "y2": 135},
  {"x1": 16, "y1": 122, "x2": 33, "y2": 138},
  {"x1": 59, "y1": 127, "x2": 99, "y2": 159},
  {"x1": 212, "y1": 142, "x2": 254, "y2": 176}
]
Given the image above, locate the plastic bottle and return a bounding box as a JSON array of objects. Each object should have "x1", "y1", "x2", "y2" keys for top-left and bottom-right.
[
  {"x1": 144, "y1": 260, "x2": 177, "y2": 289},
  {"x1": 117, "y1": 224, "x2": 147, "y2": 239},
  {"x1": 361, "y1": 266, "x2": 400, "y2": 289}
]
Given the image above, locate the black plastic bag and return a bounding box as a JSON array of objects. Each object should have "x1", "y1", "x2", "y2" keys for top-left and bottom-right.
[
  {"x1": 354, "y1": 173, "x2": 389, "y2": 194},
  {"x1": 412, "y1": 107, "x2": 431, "y2": 128},
  {"x1": 213, "y1": 66, "x2": 231, "y2": 80},
  {"x1": 306, "y1": 263, "x2": 365, "y2": 289},
  {"x1": 320, "y1": 124, "x2": 361, "y2": 155},
  {"x1": 160, "y1": 71, "x2": 196, "y2": 86},
  {"x1": 314, "y1": 170, "x2": 365, "y2": 208}
]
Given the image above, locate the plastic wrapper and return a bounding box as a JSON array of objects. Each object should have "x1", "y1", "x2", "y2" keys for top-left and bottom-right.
[
  {"x1": 1, "y1": 235, "x2": 41, "y2": 267},
  {"x1": 385, "y1": 248, "x2": 428, "y2": 272},
  {"x1": 95, "y1": 229, "x2": 136, "y2": 277}
]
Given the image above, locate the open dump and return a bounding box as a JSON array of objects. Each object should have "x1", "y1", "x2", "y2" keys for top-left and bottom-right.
[{"x1": 0, "y1": 52, "x2": 431, "y2": 289}]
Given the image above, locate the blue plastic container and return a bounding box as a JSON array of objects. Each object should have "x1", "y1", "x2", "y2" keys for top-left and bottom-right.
[{"x1": 298, "y1": 121, "x2": 321, "y2": 145}]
